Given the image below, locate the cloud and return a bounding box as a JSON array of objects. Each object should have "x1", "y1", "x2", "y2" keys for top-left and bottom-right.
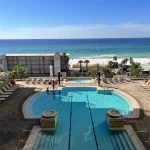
[{"x1": 0, "y1": 23, "x2": 150, "y2": 39}]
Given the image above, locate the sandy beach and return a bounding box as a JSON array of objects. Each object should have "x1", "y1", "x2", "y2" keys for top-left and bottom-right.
[{"x1": 69, "y1": 58, "x2": 150, "y2": 67}]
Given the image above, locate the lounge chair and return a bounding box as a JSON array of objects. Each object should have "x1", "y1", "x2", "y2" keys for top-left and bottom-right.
[
  {"x1": 107, "y1": 78, "x2": 115, "y2": 84},
  {"x1": 8, "y1": 82, "x2": 19, "y2": 90},
  {"x1": 2, "y1": 86, "x2": 14, "y2": 92},
  {"x1": 102, "y1": 78, "x2": 109, "y2": 84},
  {"x1": 0, "y1": 98, "x2": 6, "y2": 102},
  {"x1": 113, "y1": 77, "x2": 119, "y2": 83},
  {"x1": 25, "y1": 79, "x2": 31, "y2": 84},
  {"x1": 32, "y1": 78, "x2": 37, "y2": 84},
  {"x1": 0, "y1": 90, "x2": 10, "y2": 97},
  {"x1": 117, "y1": 77, "x2": 125, "y2": 83},
  {"x1": 140, "y1": 80, "x2": 150, "y2": 87},
  {"x1": 142, "y1": 86, "x2": 150, "y2": 89},
  {"x1": 0, "y1": 89, "x2": 12, "y2": 95},
  {"x1": 5, "y1": 84, "x2": 18, "y2": 91}
]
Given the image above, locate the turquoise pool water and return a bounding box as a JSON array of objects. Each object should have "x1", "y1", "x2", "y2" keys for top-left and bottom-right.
[
  {"x1": 29, "y1": 87, "x2": 134, "y2": 150},
  {"x1": 68, "y1": 79, "x2": 92, "y2": 83}
]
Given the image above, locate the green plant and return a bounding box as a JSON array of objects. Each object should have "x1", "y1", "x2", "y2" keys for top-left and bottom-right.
[
  {"x1": 84, "y1": 60, "x2": 90, "y2": 72},
  {"x1": 78, "y1": 60, "x2": 83, "y2": 72},
  {"x1": 128, "y1": 62, "x2": 144, "y2": 78},
  {"x1": 129, "y1": 57, "x2": 134, "y2": 65},
  {"x1": 121, "y1": 58, "x2": 128, "y2": 65},
  {"x1": 71, "y1": 71, "x2": 76, "y2": 77},
  {"x1": 108, "y1": 61, "x2": 114, "y2": 68},
  {"x1": 113, "y1": 56, "x2": 117, "y2": 61},
  {"x1": 62, "y1": 52, "x2": 69, "y2": 72},
  {"x1": 11, "y1": 65, "x2": 29, "y2": 79}
]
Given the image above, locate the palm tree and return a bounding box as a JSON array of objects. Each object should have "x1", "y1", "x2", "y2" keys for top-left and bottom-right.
[
  {"x1": 128, "y1": 62, "x2": 144, "y2": 78},
  {"x1": 113, "y1": 56, "x2": 117, "y2": 62},
  {"x1": 129, "y1": 57, "x2": 134, "y2": 65},
  {"x1": 108, "y1": 61, "x2": 114, "y2": 68},
  {"x1": 50, "y1": 58, "x2": 55, "y2": 76},
  {"x1": 121, "y1": 58, "x2": 128, "y2": 65},
  {"x1": 62, "y1": 52, "x2": 69, "y2": 72},
  {"x1": 96, "y1": 63, "x2": 99, "y2": 73},
  {"x1": 78, "y1": 60, "x2": 83, "y2": 72},
  {"x1": 84, "y1": 60, "x2": 90, "y2": 72}
]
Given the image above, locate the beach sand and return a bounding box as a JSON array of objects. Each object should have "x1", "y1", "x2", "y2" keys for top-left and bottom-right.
[{"x1": 69, "y1": 58, "x2": 150, "y2": 67}]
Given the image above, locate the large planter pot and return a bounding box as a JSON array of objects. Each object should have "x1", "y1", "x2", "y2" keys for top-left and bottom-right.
[{"x1": 11, "y1": 80, "x2": 16, "y2": 85}]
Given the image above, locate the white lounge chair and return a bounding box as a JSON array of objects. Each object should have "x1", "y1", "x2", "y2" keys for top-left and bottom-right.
[
  {"x1": 113, "y1": 77, "x2": 119, "y2": 83},
  {"x1": 140, "y1": 80, "x2": 150, "y2": 87},
  {"x1": 0, "y1": 98, "x2": 6, "y2": 101},
  {"x1": 102, "y1": 78, "x2": 109, "y2": 84},
  {"x1": 0, "y1": 90, "x2": 10, "y2": 97},
  {"x1": 8, "y1": 82, "x2": 19, "y2": 90},
  {"x1": 107, "y1": 78, "x2": 115, "y2": 84},
  {"x1": 2, "y1": 86, "x2": 14, "y2": 92},
  {"x1": 0, "y1": 89, "x2": 12, "y2": 95}
]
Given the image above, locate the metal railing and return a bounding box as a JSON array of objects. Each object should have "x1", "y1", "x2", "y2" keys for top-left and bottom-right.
[
  {"x1": 114, "y1": 130, "x2": 148, "y2": 149},
  {"x1": 22, "y1": 130, "x2": 52, "y2": 149}
]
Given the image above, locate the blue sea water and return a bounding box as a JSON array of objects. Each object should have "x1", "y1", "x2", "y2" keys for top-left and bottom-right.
[{"x1": 0, "y1": 38, "x2": 150, "y2": 59}]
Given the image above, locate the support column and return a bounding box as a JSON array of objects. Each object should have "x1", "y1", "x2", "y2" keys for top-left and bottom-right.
[
  {"x1": 98, "y1": 71, "x2": 100, "y2": 85},
  {"x1": 43, "y1": 57, "x2": 45, "y2": 73},
  {"x1": 29, "y1": 57, "x2": 32, "y2": 73}
]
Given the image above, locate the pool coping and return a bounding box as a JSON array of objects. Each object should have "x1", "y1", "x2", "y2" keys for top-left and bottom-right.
[
  {"x1": 22, "y1": 86, "x2": 140, "y2": 119},
  {"x1": 22, "y1": 125, "x2": 146, "y2": 150}
]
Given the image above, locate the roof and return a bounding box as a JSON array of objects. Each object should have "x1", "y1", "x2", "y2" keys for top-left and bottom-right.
[
  {"x1": 5, "y1": 53, "x2": 69, "y2": 57},
  {"x1": 6, "y1": 54, "x2": 55, "y2": 56}
]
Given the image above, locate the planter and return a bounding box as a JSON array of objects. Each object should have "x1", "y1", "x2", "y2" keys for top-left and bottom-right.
[{"x1": 11, "y1": 80, "x2": 16, "y2": 85}]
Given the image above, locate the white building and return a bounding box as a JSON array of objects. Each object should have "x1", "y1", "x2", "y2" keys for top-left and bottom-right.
[{"x1": 0, "y1": 53, "x2": 69, "y2": 75}]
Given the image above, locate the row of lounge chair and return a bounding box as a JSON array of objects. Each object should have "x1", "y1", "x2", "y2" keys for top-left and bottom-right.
[
  {"x1": 0, "y1": 82, "x2": 18, "y2": 102},
  {"x1": 102, "y1": 77, "x2": 130, "y2": 84},
  {"x1": 25, "y1": 78, "x2": 58, "y2": 85}
]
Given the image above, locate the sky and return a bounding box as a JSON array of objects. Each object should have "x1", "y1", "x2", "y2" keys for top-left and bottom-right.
[{"x1": 0, "y1": 0, "x2": 150, "y2": 39}]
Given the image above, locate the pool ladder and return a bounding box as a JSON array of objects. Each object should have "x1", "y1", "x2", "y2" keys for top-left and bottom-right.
[{"x1": 114, "y1": 130, "x2": 148, "y2": 150}]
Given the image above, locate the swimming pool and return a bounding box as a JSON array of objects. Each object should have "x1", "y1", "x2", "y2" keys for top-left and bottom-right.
[{"x1": 27, "y1": 87, "x2": 135, "y2": 150}]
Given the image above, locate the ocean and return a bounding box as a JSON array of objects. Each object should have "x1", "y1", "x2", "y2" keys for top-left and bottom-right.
[{"x1": 0, "y1": 38, "x2": 150, "y2": 59}]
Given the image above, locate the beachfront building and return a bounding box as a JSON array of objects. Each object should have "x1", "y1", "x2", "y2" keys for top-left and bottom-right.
[
  {"x1": 141, "y1": 64, "x2": 150, "y2": 75},
  {"x1": 0, "y1": 53, "x2": 69, "y2": 75}
]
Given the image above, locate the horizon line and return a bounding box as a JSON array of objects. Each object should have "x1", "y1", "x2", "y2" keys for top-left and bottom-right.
[{"x1": 0, "y1": 37, "x2": 150, "y2": 40}]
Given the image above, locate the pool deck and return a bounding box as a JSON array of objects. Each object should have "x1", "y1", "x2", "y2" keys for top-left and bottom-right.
[{"x1": 0, "y1": 80, "x2": 150, "y2": 149}]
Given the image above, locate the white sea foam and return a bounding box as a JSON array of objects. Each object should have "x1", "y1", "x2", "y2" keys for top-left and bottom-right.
[{"x1": 80, "y1": 54, "x2": 116, "y2": 59}]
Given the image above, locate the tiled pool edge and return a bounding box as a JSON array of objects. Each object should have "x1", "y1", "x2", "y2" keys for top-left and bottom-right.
[
  {"x1": 22, "y1": 86, "x2": 140, "y2": 119},
  {"x1": 23, "y1": 126, "x2": 40, "y2": 150},
  {"x1": 23, "y1": 125, "x2": 146, "y2": 150},
  {"x1": 22, "y1": 90, "x2": 44, "y2": 119}
]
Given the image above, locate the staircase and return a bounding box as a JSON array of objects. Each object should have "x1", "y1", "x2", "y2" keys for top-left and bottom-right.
[{"x1": 110, "y1": 130, "x2": 136, "y2": 150}]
